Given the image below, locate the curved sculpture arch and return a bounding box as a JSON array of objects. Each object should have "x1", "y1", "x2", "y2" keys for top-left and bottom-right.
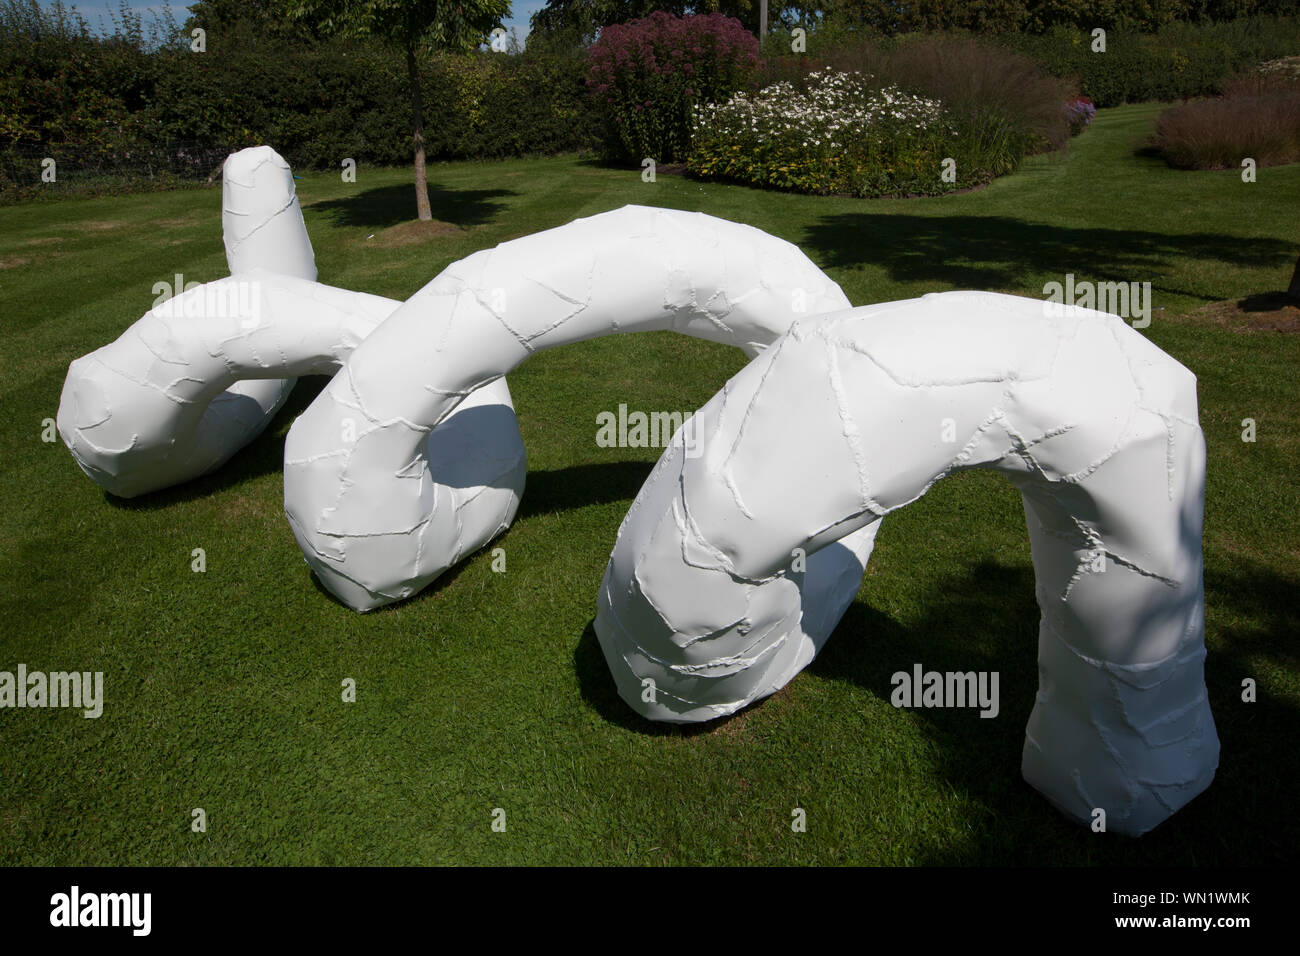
[
  {"x1": 281, "y1": 202, "x2": 855, "y2": 610},
  {"x1": 56, "y1": 147, "x2": 1218, "y2": 835},
  {"x1": 594, "y1": 293, "x2": 1218, "y2": 836}
]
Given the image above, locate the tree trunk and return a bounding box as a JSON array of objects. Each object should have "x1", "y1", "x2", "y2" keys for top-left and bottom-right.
[
  {"x1": 1288, "y1": 252, "x2": 1300, "y2": 303},
  {"x1": 406, "y1": 44, "x2": 432, "y2": 222}
]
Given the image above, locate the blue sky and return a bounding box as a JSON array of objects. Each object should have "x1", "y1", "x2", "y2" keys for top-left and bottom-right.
[{"x1": 51, "y1": 1, "x2": 549, "y2": 43}]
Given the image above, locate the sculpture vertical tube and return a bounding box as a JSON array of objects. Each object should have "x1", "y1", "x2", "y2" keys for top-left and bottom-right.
[
  {"x1": 197, "y1": 145, "x2": 321, "y2": 480},
  {"x1": 221, "y1": 145, "x2": 317, "y2": 281},
  {"x1": 56, "y1": 147, "x2": 381, "y2": 497}
]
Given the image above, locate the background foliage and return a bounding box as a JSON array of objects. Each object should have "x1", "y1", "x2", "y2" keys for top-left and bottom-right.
[
  {"x1": 0, "y1": 0, "x2": 598, "y2": 200},
  {"x1": 689, "y1": 35, "x2": 1079, "y2": 198},
  {"x1": 1154, "y1": 68, "x2": 1300, "y2": 168},
  {"x1": 587, "y1": 11, "x2": 759, "y2": 163},
  {"x1": 1003, "y1": 15, "x2": 1300, "y2": 106},
  {"x1": 1, "y1": 0, "x2": 1297, "y2": 203}
]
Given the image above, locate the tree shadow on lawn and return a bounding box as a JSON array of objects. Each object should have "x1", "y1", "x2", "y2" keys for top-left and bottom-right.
[
  {"x1": 803, "y1": 213, "x2": 1298, "y2": 302},
  {"x1": 573, "y1": 555, "x2": 1299, "y2": 864},
  {"x1": 1238, "y1": 291, "x2": 1300, "y2": 312},
  {"x1": 308, "y1": 183, "x2": 516, "y2": 230}
]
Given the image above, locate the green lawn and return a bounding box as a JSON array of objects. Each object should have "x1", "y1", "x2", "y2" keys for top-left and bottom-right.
[{"x1": 1, "y1": 102, "x2": 1296, "y2": 865}]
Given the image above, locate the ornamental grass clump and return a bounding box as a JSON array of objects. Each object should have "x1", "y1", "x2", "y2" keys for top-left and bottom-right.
[
  {"x1": 1154, "y1": 71, "x2": 1300, "y2": 170},
  {"x1": 878, "y1": 34, "x2": 1074, "y2": 176}
]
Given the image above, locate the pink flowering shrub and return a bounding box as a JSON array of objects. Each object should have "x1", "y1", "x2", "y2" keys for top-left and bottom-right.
[{"x1": 587, "y1": 11, "x2": 758, "y2": 164}]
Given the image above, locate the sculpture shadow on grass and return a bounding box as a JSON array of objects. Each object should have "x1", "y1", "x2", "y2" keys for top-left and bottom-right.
[
  {"x1": 308, "y1": 183, "x2": 517, "y2": 231},
  {"x1": 802, "y1": 213, "x2": 1298, "y2": 303},
  {"x1": 103, "y1": 376, "x2": 330, "y2": 511},
  {"x1": 514, "y1": 460, "x2": 652, "y2": 521},
  {"x1": 570, "y1": 560, "x2": 1038, "y2": 742},
  {"x1": 573, "y1": 556, "x2": 1299, "y2": 863},
  {"x1": 103, "y1": 380, "x2": 549, "y2": 515},
  {"x1": 309, "y1": 459, "x2": 659, "y2": 612}
]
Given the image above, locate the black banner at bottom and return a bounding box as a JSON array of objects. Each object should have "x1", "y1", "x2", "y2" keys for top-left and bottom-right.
[{"x1": 0, "y1": 865, "x2": 1276, "y2": 941}]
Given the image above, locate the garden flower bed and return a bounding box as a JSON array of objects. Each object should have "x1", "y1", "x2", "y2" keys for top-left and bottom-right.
[{"x1": 688, "y1": 69, "x2": 1054, "y2": 198}]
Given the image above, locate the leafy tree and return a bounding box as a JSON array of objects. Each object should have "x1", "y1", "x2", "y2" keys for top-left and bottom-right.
[
  {"x1": 184, "y1": 0, "x2": 322, "y2": 45},
  {"x1": 287, "y1": 0, "x2": 510, "y2": 220},
  {"x1": 528, "y1": 0, "x2": 810, "y2": 48}
]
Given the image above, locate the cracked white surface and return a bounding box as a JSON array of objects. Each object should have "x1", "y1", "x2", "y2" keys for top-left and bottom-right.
[
  {"x1": 595, "y1": 290, "x2": 1217, "y2": 836},
  {"x1": 281, "y1": 204, "x2": 854, "y2": 611},
  {"x1": 58, "y1": 153, "x2": 1216, "y2": 837},
  {"x1": 58, "y1": 146, "x2": 326, "y2": 496},
  {"x1": 57, "y1": 146, "x2": 527, "y2": 591}
]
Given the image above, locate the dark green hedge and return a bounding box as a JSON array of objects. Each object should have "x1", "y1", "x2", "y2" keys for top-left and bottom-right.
[
  {"x1": 758, "y1": 16, "x2": 1300, "y2": 109},
  {"x1": 3, "y1": 0, "x2": 1298, "y2": 201},
  {"x1": 421, "y1": 51, "x2": 601, "y2": 160},
  {"x1": 1, "y1": 6, "x2": 600, "y2": 193},
  {"x1": 145, "y1": 43, "x2": 600, "y2": 170},
  {"x1": 1001, "y1": 16, "x2": 1300, "y2": 107}
]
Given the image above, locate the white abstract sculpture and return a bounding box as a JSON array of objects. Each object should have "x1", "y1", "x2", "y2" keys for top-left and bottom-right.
[
  {"x1": 594, "y1": 292, "x2": 1218, "y2": 836},
  {"x1": 56, "y1": 147, "x2": 527, "y2": 571},
  {"x1": 57, "y1": 147, "x2": 1217, "y2": 836},
  {"x1": 281, "y1": 201, "x2": 852, "y2": 609}
]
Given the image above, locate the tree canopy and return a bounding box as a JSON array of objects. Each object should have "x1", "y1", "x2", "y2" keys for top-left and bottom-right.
[
  {"x1": 285, "y1": 0, "x2": 511, "y2": 50},
  {"x1": 527, "y1": 0, "x2": 1300, "y2": 48}
]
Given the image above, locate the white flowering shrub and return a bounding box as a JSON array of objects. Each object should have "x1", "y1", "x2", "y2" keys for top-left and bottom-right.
[{"x1": 688, "y1": 70, "x2": 967, "y2": 197}]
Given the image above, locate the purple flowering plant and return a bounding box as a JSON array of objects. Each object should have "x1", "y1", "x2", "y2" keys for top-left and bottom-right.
[
  {"x1": 587, "y1": 11, "x2": 758, "y2": 164},
  {"x1": 1065, "y1": 96, "x2": 1096, "y2": 135}
]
